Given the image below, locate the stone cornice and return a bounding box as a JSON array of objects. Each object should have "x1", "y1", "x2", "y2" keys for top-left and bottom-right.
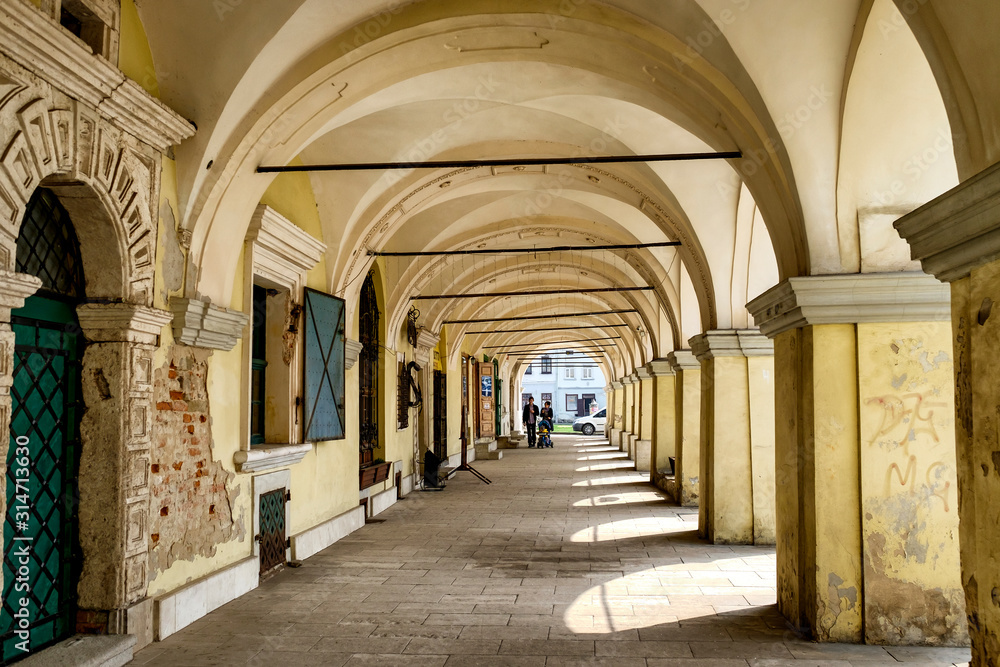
[
  {"x1": 894, "y1": 160, "x2": 1000, "y2": 282},
  {"x1": 234, "y1": 443, "x2": 312, "y2": 474},
  {"x1": 0, "y1": 270, "x2": 41, "y2": 312},
  {"x1": 345, "y1": 338, "x2": 364, "y2": 370},
  {"x1": 77, "y1": 303, "x2": 172, "y2": 345},
  {"x1": 747, "y1": 273, "x2": 950, "y2": 339},
  {"x1": 666, "y1": 350, "x2": 700, "y2": 372},
  {"x1": 247, "y1": 205, "x2": 326, "y2": 278},
  {"x1": 169, "y1": 297, "x2": 249, "y2": 351},
  {"x1": 0, "y1": 0, "x2": 195, "y2": 152},
  {"x1": 415, "y1": 328, "x2": 440, "y2": 351},
  {"x1": 644, "y1": 360, "x2": 675, "y2": 377},
  {"x1": 690, "y1": 330, "x2": 772, "y2": 361}
]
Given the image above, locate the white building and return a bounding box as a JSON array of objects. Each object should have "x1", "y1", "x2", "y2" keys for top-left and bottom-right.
[{"x1": 520, "y1": 350, "x2": 607, "y2": 423}]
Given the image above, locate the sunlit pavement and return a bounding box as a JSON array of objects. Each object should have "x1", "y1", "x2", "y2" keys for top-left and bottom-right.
[{"x1": 132, "y1": 434, "x2": 971, "y2": 666}]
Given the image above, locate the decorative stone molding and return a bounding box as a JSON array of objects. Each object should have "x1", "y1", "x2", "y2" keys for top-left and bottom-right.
[
  {"x1": 634, "y1": 366, "x2": 652, "y2": 381},
  {"x1": 246, "y1": 205, "x2": 326, "y2": 288},
  {"x1": 666, "y1": 350, "x2": 699, "y2": 372},
  {"x1": 611, "y1": 381, "x2": 623, "y2": 390},
  {"x1": 644, "y1": 359, "x2": 675, "y2": 377},
  {"x1": 415, "y1": 328, "x2": 440, "y2": 352},
  {"x1": 76, "y1": 303, "x2": 172, "y2": 345},
  {"x1": 0, "y1": 269, "x2": 40, "y2": 311},
  {"x1": 690, "y1": 330, "x2": 773, "y2": 361},
  {"x1": 233, "y1": 443, "x2": 312, "y2": 473},
  {"x1": 738, "y1": 330, "x2": 774, "y2": 357},
  {"x1": 0, "y1": 0, "x2": 194, "y2": 153},
  {"x1": 894, "y1": 160, "x2": 1000, "y2": 282},
  {"x1": 169, "y1": 297, "x2": 249, "y2": 351},
  {"x1": 746, "y1": 273, "x2": 951, "y2": 339},
  {"x1": 345, "y1": 338, "x2": 364, "y2": 370}
]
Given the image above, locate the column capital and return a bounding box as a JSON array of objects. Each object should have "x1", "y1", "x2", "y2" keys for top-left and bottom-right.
[
  {"x1": 77, "y1": 303, "x2": 173, "y2": 345},
  {"x1": 345, "y1": 338, "x2": 364, "y2": 370},
  {"x1": 169, "y1": 297, "x2": 249, "y2": 351},
  {"x1": 894, "y1": 160, "x2": 1000, "y2": 282},
  {"x1": 690, "y1": 330, "x2": 772, "y2": 361},
  {"x1": 747, "y1": 272, "x2": 950, "y2": 339},
  {"x1": 415, "y1": 328, "x2": 440, "y2": 351},
  {"x1": 611, "y1": 381, "x2": 624, "y2": 390},
  {"x1": 666, "y1": 350, "x2": 700, "y2": 372},
  {"x1": 634, "y1": 366, "x2": 652, "y2": 381},
  {"x1": 604, "y1": 385, "x2": 614, "y2": 393},
  {"x1": 0, "y1": 270, "x2": 41, "y2": 315},
  {"x1": 644, "y1": 359, "x2": 675, "y2": 377}
]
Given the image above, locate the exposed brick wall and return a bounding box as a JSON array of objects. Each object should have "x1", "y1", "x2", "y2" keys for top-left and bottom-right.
[{"x1": 150, "y1": 346, "x2": 244, "y2": 573}]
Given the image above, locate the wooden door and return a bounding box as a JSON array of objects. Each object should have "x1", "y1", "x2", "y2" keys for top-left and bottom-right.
[{"x1": 478, "y1": 362, "x2": 495, "y2": 439}]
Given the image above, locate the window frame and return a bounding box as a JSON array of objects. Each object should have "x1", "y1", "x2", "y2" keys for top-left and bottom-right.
[
  {"x1": 566, "y1": 393, "x2": 578, "y2": 412},
  {"x1": 541, "y1": 356, "x2": 552, "y2": 374},
  {"x1": 241, "y1": 205, "x2": 326, "y2": 451}
]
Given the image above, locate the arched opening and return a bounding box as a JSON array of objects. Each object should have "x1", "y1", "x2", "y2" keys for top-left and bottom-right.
[
  {"x1": 358, "y1": 271, "x2": 381, "y2": 467},
  {"x1": 3, "y1": 188, "x2": 87, "y2": 660}
]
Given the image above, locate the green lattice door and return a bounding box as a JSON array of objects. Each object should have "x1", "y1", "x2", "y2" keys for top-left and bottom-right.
[
  {"x1": 258, "y1": 489, "x2": 287, "y2": 578},
  {"x1": 3, "y1": 297, "x2": 83, "y2": 663},
  {"x1": 3, "y1": 188, "x2": 86, "y2": 663}
]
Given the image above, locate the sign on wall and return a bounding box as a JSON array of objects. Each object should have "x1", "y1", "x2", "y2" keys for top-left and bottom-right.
[{"x1": 303, "y1": 288, "x2": 346, "y2": 441}]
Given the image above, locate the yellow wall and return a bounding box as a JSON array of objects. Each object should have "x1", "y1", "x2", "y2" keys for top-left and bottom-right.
[
  {"x1": 259, "y1": 158, "x2": 328, "y2": 291},
  {"x1": 857, "y1": 321, "x2": 965, "y2": 645},
  {"x1": 118, "y1": 0, "x2": 160, "y2": 98}
]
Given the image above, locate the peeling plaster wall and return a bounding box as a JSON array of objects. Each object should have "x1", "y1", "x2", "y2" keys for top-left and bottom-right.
[
  {"x1": 858, "y1": 322, "x2": 966, "y2": 646},
  {"x1": 953, "y1": 260, "x2": 1000, "y2": 664},
  {"x1": 149, "y1": 345, "x2": 245, "y2": 574}
]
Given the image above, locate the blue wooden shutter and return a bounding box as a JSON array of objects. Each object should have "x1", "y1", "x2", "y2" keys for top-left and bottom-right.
[{"x1": 303, "y1": 288, "x2": 346, "y2": 441}]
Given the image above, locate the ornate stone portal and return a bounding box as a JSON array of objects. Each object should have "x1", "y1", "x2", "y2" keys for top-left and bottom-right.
[{"x1": 0, "y1": 1, "x2": 193, "y2": 648}]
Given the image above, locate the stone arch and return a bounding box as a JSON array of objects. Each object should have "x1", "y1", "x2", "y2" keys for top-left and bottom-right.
[
  {"x1": 0, "y1": 97, "x2": 158, "y2": 304},
  {"x1": 0, "y1": 91, "x2": 171, "y2": 642}
]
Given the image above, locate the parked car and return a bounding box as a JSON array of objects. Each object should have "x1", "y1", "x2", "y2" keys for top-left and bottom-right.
[{"x1": 572, "y1": 408, "x2": 607, "y2": 436}]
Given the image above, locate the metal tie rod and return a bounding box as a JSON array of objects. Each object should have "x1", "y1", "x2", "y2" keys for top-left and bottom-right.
[
  {"x1": 257, "y1": 151, "x2": 742, "y2": 173},
  {"x1": 413, "y1": 286, "x2": 654, "y2": 300},
  {"x1": 467, "y1": 324, "x2": 631, "y2": 334},
  {"x1": 444, "y1": 309, "x2": 636, "y2": 325},
  {"x1": 372, "y1": 241, "x2": 679, "y2": 257}
]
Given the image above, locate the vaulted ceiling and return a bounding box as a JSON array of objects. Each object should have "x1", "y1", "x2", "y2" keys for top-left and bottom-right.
[{"x1": 136, "y1": 0, "x2": 989, "y2": 377}]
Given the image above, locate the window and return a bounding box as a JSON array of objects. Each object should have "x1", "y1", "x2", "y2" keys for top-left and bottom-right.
[
  {"x1": 565, "y1": 368, "x2": 575, "y2": 379},
  {"x1": 541, "y1": 356, "x2": 552, "y2": 374},
  {"x1": 566, "y1": 394, "x2": 578, "y2": 412},
  {"x1": 359, "y1": 272, "x2": 380, "y2": 465},
  {"x1": 397, "y1": 359, "x2": 409, "y2": 430},
  {"x1": 242, "y1": 205, "x2": 325, "y2": 451},
  {"x1": 525, "y1": 364, "x2": 532, "y2": 375},
  {"x1": 583, "y1": 367, "x2": 593, "y2": 379},
  {"x1": 250, "y1": 285, "x2": 268, "y2": 445},
  {"x1": 595, "y1": 409, "x2": 606, "y2": 418}
]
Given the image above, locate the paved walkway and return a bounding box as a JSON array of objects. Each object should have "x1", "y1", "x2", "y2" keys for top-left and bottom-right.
[{"x1": 132, "y1": 434, "x2": 971, "y2": 666}]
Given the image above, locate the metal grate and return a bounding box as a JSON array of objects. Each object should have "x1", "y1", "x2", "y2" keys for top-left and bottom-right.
[
  {"x1": 15, "y1": 189, "x2": 85, "y2": 300},
  {"x1": 433, "y1": 371, "x2": 447, "y2": 459},
  {"x1": 3, "y1": 316, "x2": 83, "y2": 663},
  {"x1": 258, "y1": 489, "x2": 286, "y2": 577},
  {"x1": 358, "y1": 273, "x2": 379, "y2": 465}
]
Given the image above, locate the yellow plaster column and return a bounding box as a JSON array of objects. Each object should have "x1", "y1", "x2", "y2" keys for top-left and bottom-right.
[
  {"x1": 633, "y1": 367, "x2": 655, "y2": 471},
  {"x1": 690, "y1": 330, "x2": 775, "y2": 545},
  {"x1": 610, "y1": 380, "x2": 624, "y2": 448},
  {"x1": 896, "y1": 167, "x2": 1000, "y2": 661},
  {"x1": 644, "y1": 360, "x2": 676, "y2": 491},
  {"x1": 750, "y1": 273, "x2": 966, "y2": 646},
  {"x1": 622, "y1": 375, "x2": 637, "y2": 451},
  {"x1": 668, "y1": 351, "x2": 701, "y2": 507}
]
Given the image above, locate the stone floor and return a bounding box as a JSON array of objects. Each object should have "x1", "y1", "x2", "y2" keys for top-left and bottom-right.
[{"x1": 131, "y1": 434, "x2": 972, "y2": 666}]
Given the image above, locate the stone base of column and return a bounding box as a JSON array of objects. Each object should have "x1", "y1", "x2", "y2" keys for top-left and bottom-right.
[{"x1": 635, "y1": 439, "x2": 651, "y2": 472}]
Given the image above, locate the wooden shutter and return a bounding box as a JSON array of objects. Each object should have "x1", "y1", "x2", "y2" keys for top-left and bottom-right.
[{"x1": 303, "y1": 288, "x2": 346, "y2": 441}]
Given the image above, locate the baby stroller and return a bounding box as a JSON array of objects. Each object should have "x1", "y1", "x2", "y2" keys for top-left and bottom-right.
[{"x1": 537, "y1": 418, "x2": 553, "y2": 448}]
